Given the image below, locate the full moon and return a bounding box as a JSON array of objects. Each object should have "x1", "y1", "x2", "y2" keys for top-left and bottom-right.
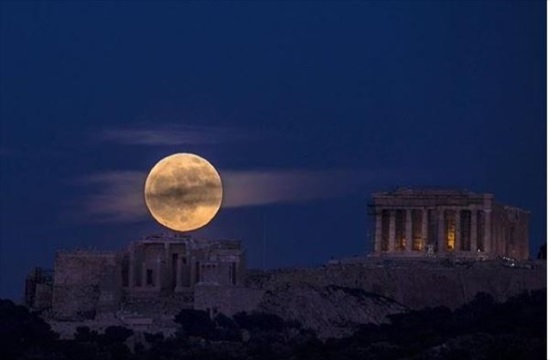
[{"x1": 144, "y1": 153, "x2": 223, "y2": 232}]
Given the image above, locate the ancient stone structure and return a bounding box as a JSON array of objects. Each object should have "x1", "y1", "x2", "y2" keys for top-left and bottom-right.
[
  {"x1": 370, "y1": 188, "x2": 529, "y2": 260},
  {"x1": 123, "y1": 234, "x2": 245, "y2": 292},
  {"x1": 25, "y1": 267, "x2": 54, "y2": 311},
  {"x1": 121, "y1": 234, "x2": 247, "y2": 319},
  {"x1": 52, "y1": 250, "x2": 122, "y2": 319},
  {"x1": 39, "y1": 233, "x2": 246, "y2": 320}
]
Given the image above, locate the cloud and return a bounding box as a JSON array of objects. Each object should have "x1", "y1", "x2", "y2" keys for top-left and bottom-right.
[
  {"x1": 76, "y1": 171, "x2": 148, "y2": 223},
  {"x1": 99, "y1": 125, "x2": 259, "y2": 146},
  {"x1": 74, "y1": 168, "x2": 404, "y2": 224},
  {"x1": 221, "y1": 169, "x2": 375, "y2": 207}
]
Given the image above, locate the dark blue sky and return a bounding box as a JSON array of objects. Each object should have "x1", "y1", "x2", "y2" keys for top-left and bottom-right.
[{"x1": 0, "y1": 1, "x2": 546, "y2": 300}]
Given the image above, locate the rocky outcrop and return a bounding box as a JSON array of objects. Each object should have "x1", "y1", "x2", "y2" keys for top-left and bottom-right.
[
  {"x1": 257, "y1": 283, "x2": 407, "y2": 338},
  {"x1": 248, "y1": 259, "x2": 546, "y2": 311},
  {"x1": 43, "y1": 258, "x2": 546, "y2": 341},
  {"x1": 242, "y1": 259, "x2": 547, "y2": 338}
]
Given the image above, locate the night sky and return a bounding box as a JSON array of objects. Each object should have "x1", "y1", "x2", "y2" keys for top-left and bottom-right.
[{"x1": 0, "y1": 1, "x2": 545, "y2": 301}]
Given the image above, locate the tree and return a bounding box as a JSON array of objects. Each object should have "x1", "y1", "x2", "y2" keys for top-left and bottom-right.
[
  {"x1": 0, "y1": 299, "x2": 58, "y2": 358},
  {"x1": 174, "y1": 309, "x2": 215, "y2": 338},
  {"x1": 537, "y1": 243, "x2": 546, "y2": 260},
  {"x1": 212, "y1": 313, "x2": 241, "y2": 341},
  {"x1": 74, "y1": 326, "x2": 98, "y2": 342},
  {"x1": 102, "y1": 326, "x2": 134, "y2": 344},
  {"x1": 233, "y1": 311, "x2": 286, "y2": 332},
  {"x1": 97, "y1": 326, "x2": 134, "y2": 360}
]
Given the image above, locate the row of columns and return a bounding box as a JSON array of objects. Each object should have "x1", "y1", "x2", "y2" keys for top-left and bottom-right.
[
  {"x1": 127, "y1": 243, "x2": 194, "y2": 291},
  {"x1": 374, "y1": 208, "x2": 491, "y2": 254}
]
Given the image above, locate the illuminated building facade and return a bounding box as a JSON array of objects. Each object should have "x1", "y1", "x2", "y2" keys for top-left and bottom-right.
[{"x1": 370, "y1": 188, "x2": 529, "y2": 260}]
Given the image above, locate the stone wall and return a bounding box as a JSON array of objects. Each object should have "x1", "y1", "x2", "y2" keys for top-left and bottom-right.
[
  {"x1": 257, "y1": 283, "x2": 407, "y2": 338},
  {"x1": 33, "y1": 283, "x2": 53, "y2": 311},
  {"x1": 491, "y1": 204, "x2": 530, "y2": 260},
  {"x1": 52, "y1": 250, "x2": 122, "y2": 319},
  {"x1": 122, "y1": 290, "x2": 194, "y2": 318},
  {"x1": 194, "y1": 284, "x2": 264, "y2": 316},
  {"x1": 25, "y1": 267, "x2": 53, "y2": 311}
]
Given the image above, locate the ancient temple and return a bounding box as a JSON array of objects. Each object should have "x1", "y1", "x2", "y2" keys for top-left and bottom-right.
[
  {"x1": 123, "y1": 234, "x2": 245, "y2": 292},
  {"x1": 370, "y1": 188, "x2": 529, "y2": 260},
  {"x1": 30, "y1": 233, "x2": 246, "y2": 319}
]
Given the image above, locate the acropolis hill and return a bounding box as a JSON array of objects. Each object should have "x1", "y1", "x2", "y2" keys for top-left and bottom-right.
[{"x1": 24, "y1": 189, "x2": 545, "y2": 338}]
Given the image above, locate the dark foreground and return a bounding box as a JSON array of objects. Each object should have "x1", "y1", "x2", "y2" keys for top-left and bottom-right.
[{"x1": 1, "y1": 289, "x2": 545, "y2": 360}]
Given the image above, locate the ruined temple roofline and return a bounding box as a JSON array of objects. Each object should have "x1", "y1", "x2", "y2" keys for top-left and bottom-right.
[
  {"x1": 496, "y1": 203, "x2": 530, "y2": 214},
  {"x1": 372, "y1": 187, "x2": 491, "y2": 198}
]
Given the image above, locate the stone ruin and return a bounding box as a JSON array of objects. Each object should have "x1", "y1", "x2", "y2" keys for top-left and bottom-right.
[
  {"x1": 25, "y1": 233, "x2": 262, "y2": 323},
  {"x1": 24, "y1": 267, "x2": 54, "y2": 312},
  {"x1": 370, "y1": 188, "x2": 529, "y2": 260}
]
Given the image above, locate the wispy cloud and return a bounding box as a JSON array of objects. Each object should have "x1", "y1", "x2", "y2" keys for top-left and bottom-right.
[
  {"x1": 99, "y1": 124, "x2": 260, "y2": 146},
  {"x1": 221, "y1": 169, "x2": 375, "y2": 207},
  {"x1": 76, "y1": 171, "x2": 148, "y2": 223},
  {"x1": 74, "y1": 167, "x2": 408, "y2": 224}
]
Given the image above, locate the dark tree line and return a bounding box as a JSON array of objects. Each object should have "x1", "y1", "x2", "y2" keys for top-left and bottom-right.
[{"x1": 0, "y1": 289, "x2": 545, "y2": 360}]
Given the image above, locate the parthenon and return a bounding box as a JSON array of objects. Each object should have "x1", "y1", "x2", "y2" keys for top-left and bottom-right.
[{"x1": 370, "y1": 188, "x2": 529, "y2": 260}]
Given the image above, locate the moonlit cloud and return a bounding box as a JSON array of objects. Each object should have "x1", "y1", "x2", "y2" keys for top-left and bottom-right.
[
  {"x1": 75, "y1": 168, "x2": 411, "y2": 224},
  {"x1": 221, "y1": 170, "x2": 374, "y2": 207},
  {"x1": 76, "y1": 171, "x2": 148, "y2": 223},
  {"x1": 99, "y1": 124, "x2": 260, "y2": 146}
]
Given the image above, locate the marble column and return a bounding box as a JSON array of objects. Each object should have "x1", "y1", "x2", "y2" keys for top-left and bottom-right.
[
  {"x1": 455, "y1": 209, "x2": 461, "y2": 251},
  {"x1": 470, "y1": 210, "x2": 477, "y2": 252},
  {"x1": 128, "y1": 246, "x2": 135, "y2": 289},
  {"x1": 484, "y1": 210, "x2": 492, "y2": 255},
  {"x1": 164, "y1": 243, "x2": 170, "y2": 290},
  {"x1": 406, "y1": 209, "x2": 413, "y2": 252},
  {"x1": 190, "y1": 256, "x2": 196, "y2": 289},
  {"x1": 388, "y1": 210, "x2": 396, "y2": 252},
  {"x1": 374, "y1": 211, "x2": 382, "y2": 253},
  {"x1": 164, "y1": 243, "x2": 170, "y2": 261},
  {"x1": 142, "y1": 267, "x2": 147, "y2": 288},
  {"x1": 421, "y1": 209, "x2": 428, "y2": 250},
  {"x1": 437, "y1": 209, "x2": 445, "y2": 253},
  {"x1": 175, "y1": 257, "x2": 183, "y2": 292},
  {"x1": 155, "y1": 257, "x2": 161, "y2": 290}
]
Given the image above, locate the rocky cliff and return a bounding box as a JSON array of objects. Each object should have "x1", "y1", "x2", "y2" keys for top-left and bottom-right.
[
  {"x1": 257, "y1": 283, "x2": 407, "y2": 338},
  {"x1": 246, "y1": 258, "x2": 546, "y2": 338}
]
